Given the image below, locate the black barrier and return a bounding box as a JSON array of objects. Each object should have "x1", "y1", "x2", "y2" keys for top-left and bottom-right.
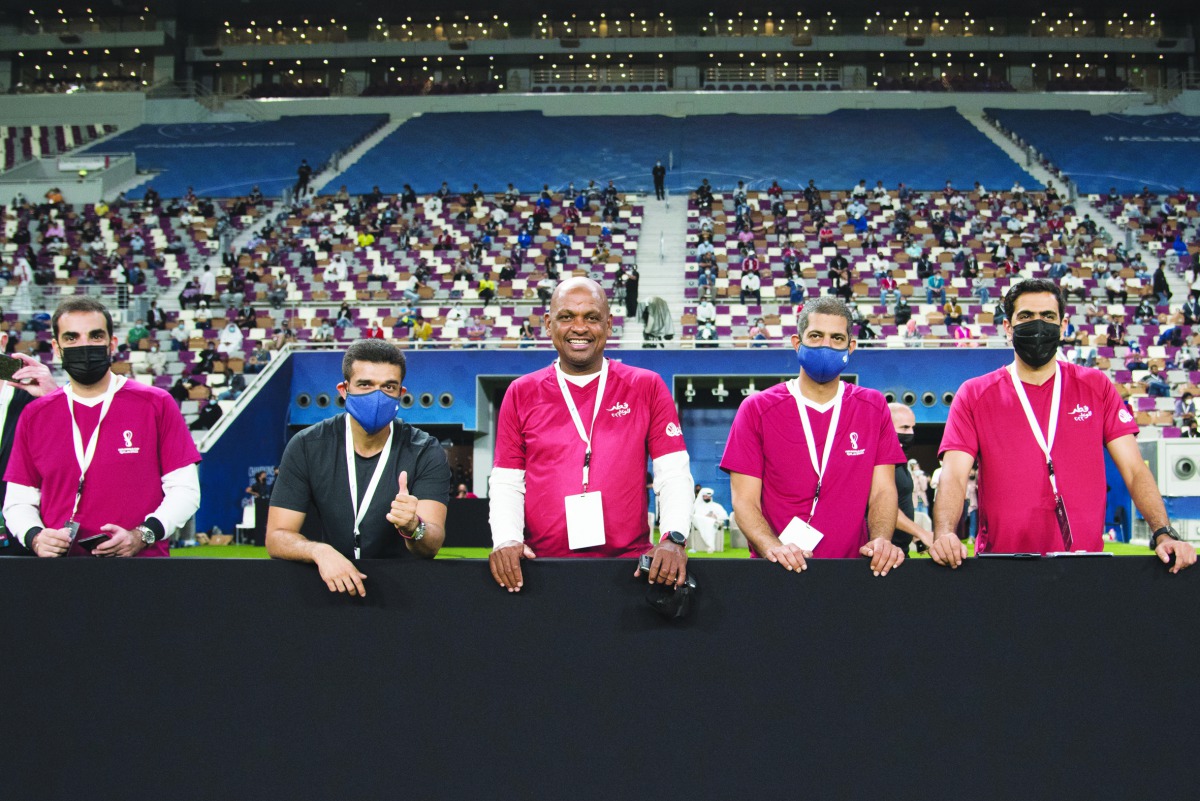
[{"x1": 2, "y1": 557, "x2": 1197, "y2": 801}]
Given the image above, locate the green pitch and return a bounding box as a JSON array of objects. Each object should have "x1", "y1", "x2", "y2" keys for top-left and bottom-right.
[{"x1": 171, "y1": 538, "x2": 1154, "y2": 560}]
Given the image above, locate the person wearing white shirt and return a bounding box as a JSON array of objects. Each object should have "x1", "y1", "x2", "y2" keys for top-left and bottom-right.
[
  {"x1": 218, "y1": 322, "x2": 244, "y2": 358},
  {"x1": 690, "y1": 487, "x2": 729, "y2": 553},
  {"x1": 696, "y1": 300, "x2": 717, "y2": 325},
  {"x1": 325, "y1": 254, "x2": 348, "y2": 283}
]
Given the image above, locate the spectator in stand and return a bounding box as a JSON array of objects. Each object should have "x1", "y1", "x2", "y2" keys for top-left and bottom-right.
[
  {"x1": 312, "y1": 319, "x2": 335, "y2": 343},
  {"x1": 126, "y1": 318, "x2": 150, "y2": 350},
  {"x1": 268, "y1": 272, "x2": 291, "y2": 309},
  {"x1": 194, "y1": 302, "x2": 212, "y2": 332},
  {"x1": 926, "y1": 271, "x2": 947, "y2": 306},
  {"x1": 696, "y1": 299, "x2": 717, "y2": 326},
  {"x1": 1153, "y1": 264, "x2": 1172, "y2": 307},
  {"x1": 879, "y1": 272, "x2": 899, "y2": 306},
  {"x1": 478, "y1": 277, "x2": 497, "y2": 307},
  {"x1": 1174, "y1": 392, "x2": 1198, "y2": 428},
  {"x1": 366, "y1": 322, "x2": 386, "y2": 340},
  {"x1": 193, "y1": 341, "x2": 218, "y2": 374},
  {"x1": 146, "y1": 301, "x2": 169, "y2": 334},
  {"x1": 1060, "y1": 269, "x2": 1087, "y2": 303},
  {"x1": 518, "y1": 319, "x2": 536, "y2": 348},
  {"x1": 893, "y1": 296, "x2": 912, "y2": 327},
  {"x1": 235, "y1": 302, "x2": 256, "y2": 331},
  {"x1": 218, "y1": 372, "x2": 247, "y2": 401},
  {"x1": 325, "y1": 253, "x2": 348, "y2": 283},
  {"x1": 739, "y1": 269, "x2": 762, "y2": 305},
  {"x1": 1144, "y1": 365, "x2": 1172, "y2": 399},
  {"x1": 787, "y1": 276, "x2": 807, "y2": 304},
  {"x1": 169, "y1": 324, "x2": 189, "y2": 352},
  {"x1": 198, "y1": 265, "x2": 217, "y2": 306},
  {"x1": 410, "y1": 318, "x2": 433, "y2": 345},
  {"x1": 335, "y1": 302, "x2": 353, "y2": 329},
  {"x1": 466, "y1": 316, "x2": 488, "y2": 348},
  {"x1": 748, "y1": 318, "x2": 769, "y2": 347},
  {"x1": 1134, "y1": 298, "x2": 1157, "y2": 326},
  {"x1": 1105, "y1": 274, "x2": 1128, "y2": 305}
]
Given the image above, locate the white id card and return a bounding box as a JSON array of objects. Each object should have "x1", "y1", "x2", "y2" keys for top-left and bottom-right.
[
  {"x1": 565, "y1": 492, "x2": 606, "y2": 550},
  {"x1": 779, "y1": 517, "x2": 824, "y2": 552}
]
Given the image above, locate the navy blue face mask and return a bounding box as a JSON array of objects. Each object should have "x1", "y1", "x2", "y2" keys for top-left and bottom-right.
[
  {"x1": 797, "y1": 345, "x2": 850, "y2": 384},
  {"x1": 344, "y1": 389, "x2": 400, "y2": 435}
]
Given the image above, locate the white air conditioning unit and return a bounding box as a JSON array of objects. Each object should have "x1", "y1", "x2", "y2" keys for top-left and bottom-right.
[{"x1": 1158, "y1": 440, "x2": 1200, "y2": 497}]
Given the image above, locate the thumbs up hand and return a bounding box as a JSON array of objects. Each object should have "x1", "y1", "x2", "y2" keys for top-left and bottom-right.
[{"x1": 387, "y1": 470, "x2": 419, "y2": 536}]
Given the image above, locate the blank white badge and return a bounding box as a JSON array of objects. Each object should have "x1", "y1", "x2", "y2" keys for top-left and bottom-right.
[
  {"x1": 565, "y1": 491, "x2": 606, "y2": 550},
  {"x1": 779, "y1": 517, "x2": 824, "y2": 552}
]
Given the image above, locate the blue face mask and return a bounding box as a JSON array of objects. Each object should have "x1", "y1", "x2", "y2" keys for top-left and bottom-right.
[
  {"x1": 797, "y1": 344, "x2": 850, "y2": 384},
  {"x1": 344, "y1": 389, "x2": 400, "y2": 435}
]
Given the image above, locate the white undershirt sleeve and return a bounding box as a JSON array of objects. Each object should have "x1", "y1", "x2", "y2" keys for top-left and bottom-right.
[
  {"x1": 488, "y1": 467, "x2": 527, "y2": 551},
  {"x1": 148, "y1": 464, "x2": 201, "y2": 535},
  {"x1": 652, "y1": 450, "x2": 695, "y2": 540},
  {"x1": 2, "y1": 483, "x2": 45, "y2": 544}
]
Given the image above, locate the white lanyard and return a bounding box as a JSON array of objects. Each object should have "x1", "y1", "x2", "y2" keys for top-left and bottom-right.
[
  {"x1": 554, "y1": 359, "x2": 609, "y2": 492},
  {"x1": 64, "y1": 374, "x2": 125, "y2": 521},
  {"x1": 344, "y1": 414, "x2": 394, "y2": 559},
  {"x1": 1008, "y1": 361, "x2": 1063, "y2": 496},
  {"x1": 786, "y1": 379, "x2": 845, "y2": 522}
]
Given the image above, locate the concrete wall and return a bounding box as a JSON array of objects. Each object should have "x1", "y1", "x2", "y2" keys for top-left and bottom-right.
[
  {"x1": 0, "y1": 155, "x2": 136, "y2": 205},
  {"x1": 213, "y1": 89, "x2": 1157, "y2": 124},
  {"x1": 0, "y1": 87, "x2": 1169, "y2": 131},
  {"x1": 0, "y1": 91, "x2": 145, "y2": 127}
]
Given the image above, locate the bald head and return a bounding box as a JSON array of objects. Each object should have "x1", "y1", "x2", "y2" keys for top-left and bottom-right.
[
  {"x1": 549, "y1": 276, "x2": 609, "y2": 317},
  {"x1": 545, "y1": 277, "x2": 612, "y2": 375},
  {"x1": 889, "y1": 402, "x2": 915, "y2": 436}
]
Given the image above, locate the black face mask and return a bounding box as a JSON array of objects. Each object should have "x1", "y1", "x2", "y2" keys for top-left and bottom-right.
[
  {"x1": 61, "y1": 344, "x2": 112, "y2": 386},
  {"x1": 897, "y1": 432, "x2": 915, "y2": 447},
  {"x1": 1011, "y1": 319, "x2": 1062, "y2": 368}
]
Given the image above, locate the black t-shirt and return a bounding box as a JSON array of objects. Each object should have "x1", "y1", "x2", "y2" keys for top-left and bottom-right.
[
  {"x1": 892, "y1": 462, "x2": 915, "y2": 548},
  {"x1": 270, "y1": 415, "x2": 451, "y2": 558}
]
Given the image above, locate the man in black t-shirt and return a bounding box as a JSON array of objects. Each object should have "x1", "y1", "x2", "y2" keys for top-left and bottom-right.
[
  {"x1": 267, "y1": 340, "x2": 451, "y2": 597},
  {"x1": 888, "y1": 403, "x2": 933, "y2": 555}
]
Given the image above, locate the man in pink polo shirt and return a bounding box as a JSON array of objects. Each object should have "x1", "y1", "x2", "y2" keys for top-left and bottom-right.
[
  {"x1": 931, "y1": 278, "x2": 1196, "y2": 571},
  {"x1": 3, "y1": 297, "x2": 200, "y2": 557},
  {"x1": 721, "y1": 296, "x2": 906, "y2": 576},
  {"x1": 488, "y1": 277, "x2": 695, "y2": 592}
]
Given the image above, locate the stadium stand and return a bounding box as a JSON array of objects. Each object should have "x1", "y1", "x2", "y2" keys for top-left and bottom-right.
[
  {"x1": 1, "y1": 124, "x2": 115, "y2": 171},
  {"x1": 332, "y1": 108, "x2": 1039, "y2": 196},
  {"x1": 77, "y1": 115, "x2": 389, "y2": 199},
  {"x1": 985, "y1": 109, "x2": 1200, "y2": 194}
]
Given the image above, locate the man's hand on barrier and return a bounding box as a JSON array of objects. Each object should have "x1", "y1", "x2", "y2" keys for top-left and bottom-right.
[
  {"x1": 1155, "y1": 537, "x2": 1197, "y2": 574},
  {"x1": 763, "y1": 542, "x2": 811, "y2": 573},
  {"x1": 637, "y1": 541, "x2": 687, "y2": 588},
  {"x1": 490, "y1": 541, "x2": 536, "y2": 592},
  {"x1": 928, "y1": 533, "x2": 967, "y2": 569},
  {"x1": 313, "y1": 544, "x2": 368, "y2": 597},
  {"x1": 31, "y1": 527, "x2": 72, "y2": 557},
  {"x1": 860, "y1": 537, "x2": 904, "y2": 577}
]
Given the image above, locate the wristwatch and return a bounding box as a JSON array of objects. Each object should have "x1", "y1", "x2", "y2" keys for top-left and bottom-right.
[
  {"x1": 135, "y1": 525, "x2": 158, "y2": 546},
  {"x1": 1150, "y1": 525, "x2": 1181, "y2": 550},
  {"x1": 401, "y1": 517, "x2": 426, "y2": 542},
  {"x1": 660, "y1": 530, "x2": 687, "y2": 548}
]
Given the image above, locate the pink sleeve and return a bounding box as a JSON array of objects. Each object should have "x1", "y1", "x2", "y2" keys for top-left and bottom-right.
[
  {"x1": 645, "y1": 375, "x2": 687, "y2": 459},
  {"x1": 493, "y1": 382, "x2": 526, "y2": 470},
  {"x1": 2, "y1": 407, "x2": 41, "y2": 487},
  {"x1": 939, "y1": 386, "x2": 980, "y2": 459}
]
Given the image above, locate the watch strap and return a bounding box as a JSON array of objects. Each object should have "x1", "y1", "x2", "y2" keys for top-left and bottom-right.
[{"x1": 1151, "y1": 525, "x2": 1181, "y2": 549}]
